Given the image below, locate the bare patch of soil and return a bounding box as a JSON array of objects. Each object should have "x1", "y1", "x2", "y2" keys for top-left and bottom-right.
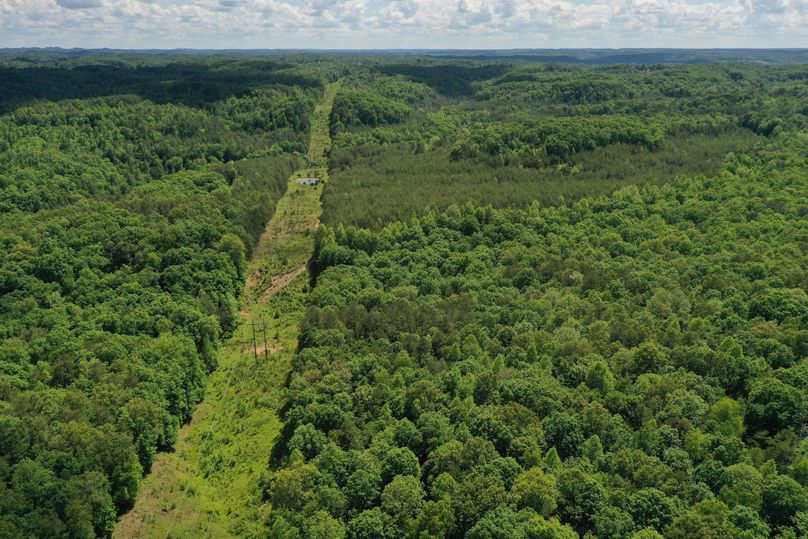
[{"x1": 260, "y1": 264, "x2": 307, "y2": 302}]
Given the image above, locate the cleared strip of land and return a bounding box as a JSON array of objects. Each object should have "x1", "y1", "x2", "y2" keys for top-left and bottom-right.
[{"x1": 114, "y1": 83, "x2": 337, "y2": 539}]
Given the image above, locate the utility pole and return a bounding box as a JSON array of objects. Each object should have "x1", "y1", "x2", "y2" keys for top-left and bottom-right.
[
  {"x1": 262, "y1": 317, "x2": 269, "y2": 362},
  {"x1": 251, "y1": 319, "x2": 258, "y2": 361}
]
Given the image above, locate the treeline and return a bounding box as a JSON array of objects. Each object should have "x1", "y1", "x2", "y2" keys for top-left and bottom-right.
[
  {"x1": 322, "y1": 130, "x2": 757, "y2": 228},
  {"x1": 475, "y1": 63, "x2": 808, "y2": 113},
  {"x1": 0, "y1": 56, "x2": 312, "y2": 536},
  {"x1": 450, "y1": 113, "x2": 744, "y2": 167},
  {"x1": 479, "y1": 71, "x2": 634, "y2": 104},
  {"x1": 417, "y1": 49, "x2": 808, "y2": 65},
  {"x1": 267, "y1": 134, "x2": 808, "y2": 538},
  {"x1": 379, "y1": 62, "x2": 509, "y2": 97}
]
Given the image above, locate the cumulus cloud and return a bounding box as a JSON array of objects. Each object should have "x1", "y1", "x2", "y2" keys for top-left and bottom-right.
[
  {"x1": 56, "y1": 0, "x2": 103, "y2": 8},
  {"x1": 0, "y1": 0, "x2": 805, "y2": 48}
]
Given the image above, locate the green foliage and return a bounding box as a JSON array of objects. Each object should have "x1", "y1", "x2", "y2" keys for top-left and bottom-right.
[
  {"x1": 381, "y1": 475, "x2": 424, "y2": 522},
  {"x1": 2, "y1": 52, "x2": 807, "y2": 538},
  {"x1": 269, "y1": 128, "x2": 808, "y2": 536},
  {"x1": 379, "y1": 62, "x2": 508, "y2": 97},
  {"x1": 0, "y1": 56, "x2": 313, "y2": 536},
  {"x1": 0, "y1": 95, "x2": 309, "y2": 214},
  {"x1": 451, "y1": 115, "x2": 665, "y2": 166},
  {"x1": 511, "y1": 467, "x2": 558, "y2": 517},
  {"x1": 762, "y1": 475, "x2": 808, "y2": 527},
  {"x1": 322, "y1": 130, "x2": 757, "y2": 228},
  {"x1": 0, "y1": 54, "x2": 329, "y2": 113},
  {"x1": 329, "y1": 88, "x2": 410, "y2": 135},
  {"x1": 306, "y1": 511, "x2": 347, "y2": 539},
  {"x1": 628, "y1": 488, "x2": 677, "y2": 531},
  {"x1": 320, "y1": 61, "x2": 808, "y2": 229}
]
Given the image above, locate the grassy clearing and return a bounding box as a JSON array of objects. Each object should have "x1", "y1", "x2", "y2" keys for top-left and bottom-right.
[
  {"x1": 245, "y1": 83, "x2": 337, "y2": 294},
  {"x1": 114, "y1": 282, "x2": 307, "y2": 539},
  {"x1": 307, "y1": 81, "x2": 339, "y2": 168},
  {"x1": 114, "y1": 83, "x2": 337, "y2": 539},
  {"x1": 245, "y1": 175, "x2": 325, "y2": 298}
]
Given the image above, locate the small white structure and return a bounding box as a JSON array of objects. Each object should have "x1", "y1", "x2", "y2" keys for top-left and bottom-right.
[{"x1": 296, "y1": 177, "x2": 319, "y2": 186}]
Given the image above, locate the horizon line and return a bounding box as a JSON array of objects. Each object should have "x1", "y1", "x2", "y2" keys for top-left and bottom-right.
[{"x1": 3, "y1": 47, "x2": 808, "y2": 52}]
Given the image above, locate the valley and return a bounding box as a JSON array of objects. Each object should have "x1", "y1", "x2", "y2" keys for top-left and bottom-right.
[{"x1": 115, "y1": 83, "x2": 337, "y2": 538}]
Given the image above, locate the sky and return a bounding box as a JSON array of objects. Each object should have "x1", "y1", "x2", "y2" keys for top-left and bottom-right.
[{"x1": 0, "y1": 0, "x2": 806, "y2": 50}]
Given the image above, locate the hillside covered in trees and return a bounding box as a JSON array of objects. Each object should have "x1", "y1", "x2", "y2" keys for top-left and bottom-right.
[
  {"x1": 0, "y1": 54, "x2": 330, "y2": 536},
  {"x1": 321, "y1": 61, "x2": 804, "y2": 227},
  {"x1": 270, "y1": 120, "x2": 808, "y2": 538},
  {"x1": 0, "y1": 51, "x2": 806, "y2": 538}
]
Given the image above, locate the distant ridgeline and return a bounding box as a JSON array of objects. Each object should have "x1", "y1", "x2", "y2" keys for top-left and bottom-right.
[
  {"x1": 414, "y1": 48, "x2": 808, "y2": 65},
  {"x1": 3, "y1": 48, "x2": 807, "y2": 65}
]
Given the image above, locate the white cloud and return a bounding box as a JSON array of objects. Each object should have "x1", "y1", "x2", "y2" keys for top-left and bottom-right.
[
  {"x1": 0, "y1": 0, "x2": 805, "y2": 48},
  {"x1": 56, "y1": 0, "x2": 102, "y2": 8}
]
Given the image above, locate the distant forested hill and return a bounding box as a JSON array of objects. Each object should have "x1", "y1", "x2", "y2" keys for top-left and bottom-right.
[
  {"x1": 416, "y1": 48, "x2": 808, "y2": 65},
  {"x1": 4, "y1": 48, "x2": 807, "y2": 65},
  {"x1": 321, "y1": 61, "x2": 806, "y2": 227}
]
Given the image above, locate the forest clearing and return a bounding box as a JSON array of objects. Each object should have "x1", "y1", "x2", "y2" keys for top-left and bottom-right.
[{"x1": 113, "y1": 84, "x2": 337, "y2": 538}]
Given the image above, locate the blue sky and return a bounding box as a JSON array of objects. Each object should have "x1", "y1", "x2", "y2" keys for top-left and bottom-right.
[{"x1": 0, "y1": 0, "x2": 806, "y2": 49}]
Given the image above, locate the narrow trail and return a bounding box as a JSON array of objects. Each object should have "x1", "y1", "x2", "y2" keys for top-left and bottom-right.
[
  {"x1": 259, "y1": 263, "x2": 308, "y2": 302},
  {"x1": 115, "y1": 83, "x2": 338, "y2": 539}
]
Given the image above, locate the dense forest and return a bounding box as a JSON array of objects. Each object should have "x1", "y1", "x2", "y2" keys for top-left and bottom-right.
[
  {"x1": 0, "y1": 55, "x2": 329, "y2": 536},
  {"x1": 0, "y1": 51, "x2": 806, "y2": 538},
  {"x1": 269, "y1": 113, "x2": 808, "y2": 538},
  {"x1": 321, "y1": 61, "x2": 806, "y2": 227}
]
